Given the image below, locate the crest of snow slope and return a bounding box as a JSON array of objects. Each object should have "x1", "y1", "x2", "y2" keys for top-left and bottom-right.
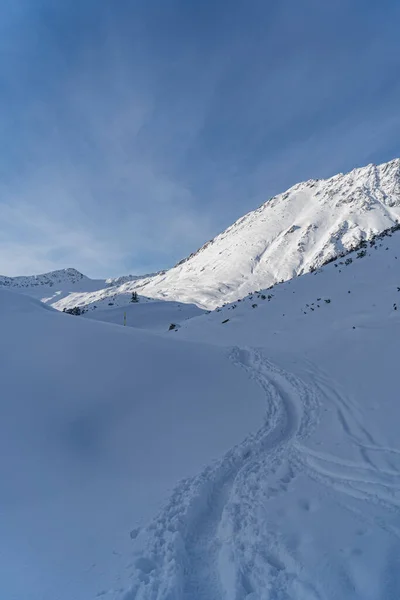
[
  {"x1": 127, "y1": 157, "x2": 400, "y2": 308},
  {"x1": 105, "y1": 272, "x2": 160, "y2": 286},
  {"x1": 120, "y1": 230, "x2": 400, "y2": 600},
  {"x1": 50, "y1": 279, "x2": 204, "y2": 332},
  {"x1": 83, "y1": 300, "x2": 204, "y2": 332},
  {"x1": 0, "y1": 289, "x2": 265, "y2": 600},
  {"x1": 46, "y1": 279, "x2": 205, "y2": 332}
]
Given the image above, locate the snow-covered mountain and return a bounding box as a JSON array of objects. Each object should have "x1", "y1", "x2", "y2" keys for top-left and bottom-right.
[
  {"x1": 6, "y1": 158, "x2": 400, "y2": 314},
  {"x1": 0, "y1": 267, "x2": 108, "y2": 306},
  {"x1": 128, "y1": 158, "x2": 400, "y2": 308},
  {"x1": 0, "y1": 267, "x2": 88, "y2": 289}
]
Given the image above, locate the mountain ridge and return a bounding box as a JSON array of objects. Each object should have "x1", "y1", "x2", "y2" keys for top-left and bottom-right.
[
  {"x1": 2, "y1": 157, "x2": 400, "y2": 311},
  {"x1": 0, "y1": 267, "x2": 86, "y2": 289}
]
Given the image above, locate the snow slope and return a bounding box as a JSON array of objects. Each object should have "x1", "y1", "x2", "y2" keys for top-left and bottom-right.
[
  {"x1": 50, "y1": 281, "x2": 201, "y2": 319},
  {"x1": 122, "y1": 228, "x2": 400, "y2": 600},
  {"x1": 0, "y1": 290, "x2": 265, "y2": 600},
  {"x1": 178, "y1": 224, "x2": 400, "y2": 349},
  {"x1": 127, "y1": 158, "x2": 400, "y2": 308},
  {"x1": 83, "y1": 300, "x2": 204, "y2": 332}
]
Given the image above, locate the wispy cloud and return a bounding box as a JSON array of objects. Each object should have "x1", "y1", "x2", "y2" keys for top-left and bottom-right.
[{"x1": 1, "y1": 0, "x2": 400, "y2": 277}]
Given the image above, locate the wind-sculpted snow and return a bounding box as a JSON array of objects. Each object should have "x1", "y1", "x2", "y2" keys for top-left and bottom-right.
[{"x1": 0, "y1": 267, "x2": 87, "y2": 289}]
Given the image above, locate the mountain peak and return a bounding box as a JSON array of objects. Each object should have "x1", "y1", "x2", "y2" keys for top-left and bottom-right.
[{"x1": 0, "y1": 267, "x2": 86, "y2": 290}]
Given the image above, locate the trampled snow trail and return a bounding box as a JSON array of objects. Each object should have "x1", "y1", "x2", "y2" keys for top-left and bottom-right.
[{"x1": 121, "y1": 348, "x2": 320, "y2": 600}]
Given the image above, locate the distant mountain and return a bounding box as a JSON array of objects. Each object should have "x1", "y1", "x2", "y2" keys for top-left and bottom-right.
[
  {"x1": 0, "y1": 268, "x2": 87, "y2": 289},
  {"x1": 0, "y1": 267, "x2": 108, "y2": 306}
]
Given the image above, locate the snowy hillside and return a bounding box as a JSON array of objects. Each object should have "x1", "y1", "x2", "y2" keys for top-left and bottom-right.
[
  {"x1": 178, "y1": 223, "x2": 400, "y2": 348},
  {"x1": 83, "y1": 300, "x2": 204, "y2": 332},
  {"x1": 128, "y1": 158, "x2": 400, "y2": 308},
  {"x1": 0, "y1": 289, "x2": 264, "y2": 600}
]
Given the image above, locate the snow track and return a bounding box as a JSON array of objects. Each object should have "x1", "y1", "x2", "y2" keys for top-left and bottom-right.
[
  {"x1": 295, "y1": 365, "x2": 400, "y2": 531},
  {"x1": 122, "y1": 348, "x2": 320, "y2": 600},
  {"x1": 118, "y1": 348, "x2": 400, "y2": 600}
]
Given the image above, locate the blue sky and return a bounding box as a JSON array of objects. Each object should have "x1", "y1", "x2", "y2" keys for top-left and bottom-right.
[{"x1": 1, "y1": 0, "x2": 400, "y2": 277}]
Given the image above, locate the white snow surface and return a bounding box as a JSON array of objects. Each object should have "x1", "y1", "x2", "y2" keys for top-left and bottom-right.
[
  {"x1": 2, "y1": 225, "x2": 400, "y2": 599},
  {"x1": 159, "y1": 225, "x2": 400, "y2": 600},
  {"x1": 123, "y1": 227, "x2": 400, "y2": 600},
  {"x1": 2, "y1": 160, "x2": 400, "y2": 599},
  {"x1": 83, "y1": 300, "x2": 204, "y2": 332},
  {"x1": 105, "y1": 273, "x2": 160, "y2": 287},
  {"x1": 0, "y1": 290, "x2": 265, "y2": 600}
]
